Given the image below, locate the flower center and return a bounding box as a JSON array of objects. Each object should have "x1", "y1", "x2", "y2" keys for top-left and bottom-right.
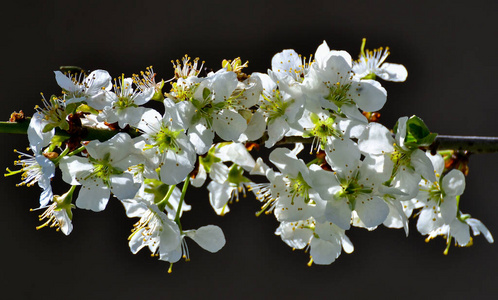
[
  {"x1": 289, "y1": 172, "x2": 312, "y2": 204},
  {"x1": 260, "y1": 90, "x2": 292, "y2": 122},
  {"x1": 325, "y1": 80, "x2": 354, "y2": 108},
  {"x1": 337, "y1": 174, "x2": 372, "y2": 208},
  {"x1": 87, "y1": 153, "x2": 122, "y2": 185},
  {"x1": 145, "y1": 123, "x2": 184, "y2": 155}
]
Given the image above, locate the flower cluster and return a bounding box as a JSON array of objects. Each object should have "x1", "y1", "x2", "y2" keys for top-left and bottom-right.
[{"x1": 6, "y1": 39, "x2": 493, "y2": 269}]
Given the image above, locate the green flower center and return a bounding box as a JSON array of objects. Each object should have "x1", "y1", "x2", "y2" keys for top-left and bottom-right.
[
  {"x1": 325, "y1": 81, "x2": 353, "y2": 108},
  {"x1": 148, "y1": 125, "x2": 182, "y2": 154},
  {"x1": 336, "y1": 174, "x2": 372, "y2": 208},
  {"x1": 87, "y1": 153, "x2": 122, "y2": 185},
  {"x1": 289, "y1": 172, "x2": 312, "y2": 204},
  {"x1": 260, "y1": 90, "x2": 292, "y2": 123}
]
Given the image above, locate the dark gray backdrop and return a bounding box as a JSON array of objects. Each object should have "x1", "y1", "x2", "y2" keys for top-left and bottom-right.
[{"x1": 1, "y1": 1, "x2": 497, "y2": 299}]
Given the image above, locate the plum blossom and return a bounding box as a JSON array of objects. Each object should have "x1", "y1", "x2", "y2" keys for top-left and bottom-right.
[
  {"x1": 303, "y1": 41, "x2": 387, "y2": 122},
  {"x1": 136, "y1": 100, "x2": 196, "y2": 185},
  {"x1": 353, "y1": 38, "x2": 408, "y2": 82},
  {"x1": 54, "y1": 69, "x2": 112, "y2": 109},
  {"x1": 276, "y1": 217, "x2": 354, "y2": 265},
  {"x1": 59, "y1": 133, "x2": 142, "y2": 211}
]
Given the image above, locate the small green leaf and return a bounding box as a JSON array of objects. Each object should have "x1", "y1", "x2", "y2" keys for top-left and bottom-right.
[
  {"x1": 151, "y1": 79, "x2": 165, "y2": 101},
  {"x1": 203, "y1": 87, "x2": 211, "y2": 100},
  {"x1": 310, "y1": 113, "x2": 319, "y2": 125},
  {"x1": 42, "y1": 123, "x2": 55, "y2": 133},
  {"x1": 50, "y1": 134, "x2": 69, "y2": 148},
  {"x1": 404, "y1": 115, "x2": 437, "y2": 148},
  {"x1": 144, "y1": 178, "x2": 171, "y2": 204}
]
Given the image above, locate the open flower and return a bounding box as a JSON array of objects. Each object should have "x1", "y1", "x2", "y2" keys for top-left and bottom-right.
[
  {"x1": 251, "y1": 72, "x2": 305, "y2": 147},
  {"x1": 59, "y1": 133, "x2": 142, "y2": 211},
  {"x1": 136, "y1": 100, "x2": 196, "y2": 185},
  {"x1": 303, "y1": 41, "x2": 387, "y2": 122},
  {"x1": 413, "y1": 153, "x2": 466, "y2": 235},
  {"x1": 6, "y1": 149, "x2": 55, "y2": 207},
  {"x1": 276, "y1": 217, "x2": 354, "y2": 265},
  {"x1": 181, "y1": 69, "x2": 248, "y2": 154},
  {"x1": 98, "y1": 74, "x2": 155, "y2": 128},
  {"x1": 34, "y1": 186, "x2": 76, "y2": 235},
  {"x1": 352, "y1": 38, "x2": 408, "y2": 82},
  {"x1": 54, "y1": 69, "x2": 112, "y2": 109}
]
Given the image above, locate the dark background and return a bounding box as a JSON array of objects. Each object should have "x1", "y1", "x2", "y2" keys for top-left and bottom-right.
[{"x1": 1, "y1": 1, "x2": 497, "y2": 299}]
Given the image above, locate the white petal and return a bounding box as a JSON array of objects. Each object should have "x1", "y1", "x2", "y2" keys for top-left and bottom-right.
[
  {"x1": 188, "y1": 123, "x2": 215, "y2": 155},
  {"x1": 310, "y1": 238, "x2": 341, "y2": 265},
  {"x1": 239, "y1": 111, "x2": 266, "y2": 142},
  {"x1": 207, "y1": 181, "x2": 232, "y2": 210},
  {"x1": 439, "y1": 195, "x2": 457, "y2": 224},
  {"x1": 160, "y1": 149, "x2": 195, "y2": 185},
  {"x1": 59, "y1": 156, "x2": 93, "y2": 186},
  {"x1": 53, "y1": 210, "x2": 73, "y2": 235},
  {"x1": 467, "y1": 218, "x2": 494, "y2": 243},
  {"x1": 75, "y1": 181, "x2": 110, "y2": 212},
  {"x1": 308, "y1": 165, "x2": 341, "y2": 200},
  {"x1": 411, "y1": 149, "x2": 436, "y2": 182},
  {"x1": 157, "y1": 217, "x2": 182, "y2": 252},
  {"x1": 191, "y1": 164, "x2": 207, "y2": 187},
  {"x1": 358, "y1": 122, "x2": 394, "y2": 155},
  {"x1": 450, "y1": 218, "x2": 471, "y2": 246},
  {"x1": 416, "y1": 202, "x2": 441, "y2": 235},
  {"x1": 383, "y1": 199, "x2": 409, "y2": 236},
  {"x1": 217, "y1": 143, "x2": 255, "y2": 172},
  {"x1": 275, "y1": 221, "x2": 312, "y2": 249},
  {"x1": 351, "y1": 79, "x2": 387, "y2": 112},
  {"x1": 137, "y1": 109, "x2": 163, "y2": 134},
  {"x1": 392, "y1": 167, "x2": 421, "y2": 200},
  {"x1": 120, "y1": 198, "x2": 149, "y2": 218},
  {"x1": 354, "y1": 195, "x2": 389, "y2": 228},
  {"x1": 378, "y1": 63, "x2": 408, "y2": 82},
  {"x1": 54, "y1": 71, "x2": 78, "y2": 92},
  {"x1": 271, "y1": 49, "x2": 302, "y2": 80},
  {"x1": 265, "y1": 117, "x2": 289, "y2": 148},
  {"x1": 426, "y1": 152, "x2": 445, "y2": 175},
  {"x1": 325, "y1": 136, "x2": 360, "y2": 177},
  {"x1": 442, "y1": 169, "x2": 466, "y2": 196},
  {"x1": 341, "y1": 235, "x2": 354, "y2": 254},
  {"x1": 110, "y1": 173, "x2": 140, "y2": 200},
  {"x1": 185, "y1": 225, "x2": 226, "y2": 253},
  {"x1": 269, "y1": 147, "x2": 307, "y2": 178},
  {"x1": 209, "y1": 162, "x2": 229, "y2": 183},
  {"x1": 28, "y1": 113, "x2": 54, "y2": 153},
  {"x1": 340, "y1": 103, "x2": 368, "y2": 123},
  {"x1": 129, "y1": 228, "x2": 147, "y2": 254},
  {"x1": 314, "y1": 41, "x2": 331, "y2": 66},
  {"x1": 324, "y1": 199, "x2": 352, "y2": 230}
]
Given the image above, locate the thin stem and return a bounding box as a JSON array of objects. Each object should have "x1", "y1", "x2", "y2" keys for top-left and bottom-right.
[
  {"x1": 3, "y1": 120, "x2": 498, "y2": 153},
  {"x1": 68, "y1": 146, "x2": 86, "y2": 156},
  {"x1": 276, "y1": 135, "x2": 498, "y2": 154},
  {"x1": 428, "y1": 135, "x2": 498, "y2": 154},
  {"x1": 0, "y1": 121, "x2": 30, "y2": 135},
  {"x1": 174, "y1": 176, "x2": 190, "y2": 233},
  {"x1": 157, "y1": 184, "x2": 176, "y2": 212},
  {"x1": 0, "y1": 121, "x2": 137, "y2": 142}
]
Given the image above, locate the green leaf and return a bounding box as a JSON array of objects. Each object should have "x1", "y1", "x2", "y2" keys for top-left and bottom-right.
[
  {"x1": 202, "y1": 87, "x2": 211, "y2": 100},
  {"x1": 77, "y1": 104, "x2": 99, "y2": 114},
  {"x1": 404, "y1": 115, "x2": 437, "y2": 148},
  {"x1": 50, "y1": 134, "x2": 69, "y2": 148},
  {"x1": 151, "y1": 79, "x2": 165, "y2": 101},
  {"x1": 310, "y1": 113, "x2": 319, "y2": 125},
  {"x1": 199, "y1": 147, "x2": 221, "y2": 173},
  {"x1": 144, "y1": 178, "x2": 171, "y2": 204},
  {"x1": 42, "y1": 123, "x2": 55, "y2": 133}
]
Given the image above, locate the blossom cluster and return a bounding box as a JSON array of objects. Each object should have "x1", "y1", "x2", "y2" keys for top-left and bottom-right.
[{"x1": 7, "y1": 38, "x2": 493, "y2": 269}]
